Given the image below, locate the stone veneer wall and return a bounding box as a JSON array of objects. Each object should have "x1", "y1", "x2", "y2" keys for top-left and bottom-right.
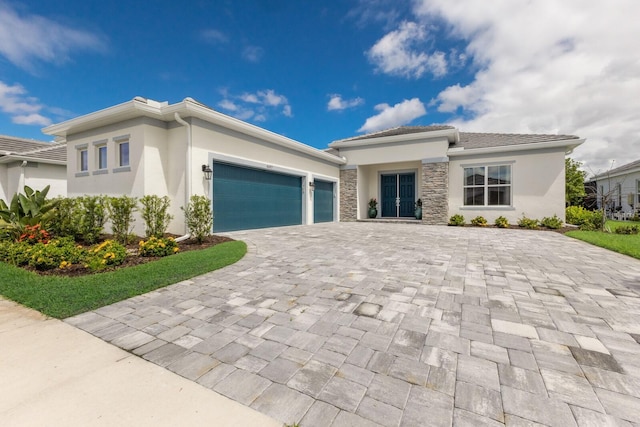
[
  {"x1": 340, "y1": 168, "x2": 357, "y2": 221},
  {"x1": 421, "y1": 162, "x2": 449, "y2": 225}
]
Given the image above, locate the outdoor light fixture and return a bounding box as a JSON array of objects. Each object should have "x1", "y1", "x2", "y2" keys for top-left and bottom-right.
[
  {"x1": 309, "y1": 181, "x2": 315, "y2": 188},
  {"x1": 202, "y1": 164, "x2": 213, "y2": 180}
]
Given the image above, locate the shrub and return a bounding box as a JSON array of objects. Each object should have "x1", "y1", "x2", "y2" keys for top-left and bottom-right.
[
  {"x1": 49, "y1": 197, "x2": 81, "y2": 239},
  {"x1": 448, "y1": 214, "x2": 465, "y2": 226},
  {"x1": 494, "y1": 216, "x2": 509, "y2": 228},
  {"x1": 140, "y1": 195, "x2": 173, "y2": 238},
  {"x1": 615, "y1": 225, "x2": 639, "y2": 235},
  {"x1": 0, "y1": 240, "x2": 32, "y2": 266},
  {"x1": 470, "y1": 216, "x2": 488, "y2": 227},
  {"x1": 79, "y1": 196, "x2": 108, "y2": 244},
  {"x1": 565, "y1": 206, "x2": 604, "y2": 231},
  {"x1": 27, "y1": 237, "x2": 86, "y2": 271},
  {"x1": 0, "y1": 185, "x2": 58, "y2": 241},
  {"x1": 18, "y1": 224, "x2": 51, "y2": 244},
  {"x1": 108, "y1": 196, "x2": 138, "y2": 244},
  {"x1": 518, "y1": 214, "x2": 539, "y2": 229},
  {"x1": 86, "y1": 240, "x2": 127, "y2": 271},
  {"x1": 182, "y1": 195, "x2": 213, "y2": 243},
  {"x1": 138, "y1": 236, "x2": 179, "y2": 257},
  {"x1": 540, "y1": 214, "x2": 563, "y2": 229},
  {"x1": 631, "y1": 214, "x2": 640, "y2": 222}
]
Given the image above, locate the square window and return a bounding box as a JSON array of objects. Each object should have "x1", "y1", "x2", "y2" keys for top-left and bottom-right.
[
  {"x1": 463, "y1": 164, "x2": 511, "y2": 207},
  {"x1": 118, "y1": 142, "x2": 129, "y2": 167},
  {"x1": 97, "y1": 145, "x2": 107, "y2": 169}
]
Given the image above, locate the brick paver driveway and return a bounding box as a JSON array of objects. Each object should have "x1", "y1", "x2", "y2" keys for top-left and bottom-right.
[{"x1": 67, "y1": 223, "x2": 640, "y2": 426}]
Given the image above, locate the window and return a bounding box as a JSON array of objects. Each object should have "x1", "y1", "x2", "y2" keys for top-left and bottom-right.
[
  {"x1": 79, "y1": 149, "x2": 88, "y2": 172},
  {"x1": 463, "y1": 164, "x2": 511, "y2": 206},
  {"x1": 616, "y1": 183, "x2": 622, "y2": 207},
  {"x1": 637, "y1": 180, "x2": 640, "y2": 206},
  {"x1": 97, "y1": 145, "x2": 107, "y2": 169},
  {"x1": 118, "y1": 141, "x2": 129, "y2": 167}
]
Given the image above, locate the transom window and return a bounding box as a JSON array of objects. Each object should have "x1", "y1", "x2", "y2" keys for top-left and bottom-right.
[{"x1": 463, "y1": 165, "x2": 512, "y2": 206}]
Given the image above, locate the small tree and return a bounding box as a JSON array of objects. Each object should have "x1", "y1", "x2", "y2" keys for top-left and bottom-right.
[
  {"x1": 79, "y1": 196, "x2": 108, "y2": 244},
  {"x1": 140, "y1": 195, "x2": 173, "y2": 238},
  {"x1": 107, "y1": 196, "x2": 138, "y2": 244},
  {"x1": 565, "y1": 157, "x2": 586, "y2": 207},
  {"x1": 181, "y1": 195, "x2": 213, "y2": 243}
]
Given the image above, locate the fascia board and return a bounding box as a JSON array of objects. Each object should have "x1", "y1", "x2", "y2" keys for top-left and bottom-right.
[
  {"x1": 329, "y1": 129, "x2": 457, "y2": 148},
  {"x1": 164, "y1": 100, "x2": 346, "y2": 165},
  {"x1": 447, "y1": 138, "x2": 585, "y2": 157},
  {"x1": 592, "y1": 168, "x2": 640, "y2": 181},
  {"x1": 0, "y1": 154, "x2": 66, "y2": 165}
]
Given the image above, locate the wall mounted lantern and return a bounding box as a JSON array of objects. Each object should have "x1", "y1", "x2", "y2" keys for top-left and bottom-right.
[
  {"x1": 202, "y1": 164, "x2": 213, "y2": 180},
  {"x1": 309, "y1": 181, "x2": 315, "y2": 189}
]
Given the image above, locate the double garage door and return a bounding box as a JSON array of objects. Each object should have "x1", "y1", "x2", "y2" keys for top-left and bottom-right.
[{"x1": 212, "y1": 161, "x2": 334, "y2": 232}]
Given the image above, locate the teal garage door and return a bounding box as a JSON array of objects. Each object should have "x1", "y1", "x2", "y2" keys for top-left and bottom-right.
[
  {"x1": 212, "y1": 162, "x2": 302, "y2": 232},
  {"x1": 314, "y1": 180, "x2": 334, "y2": 223}
]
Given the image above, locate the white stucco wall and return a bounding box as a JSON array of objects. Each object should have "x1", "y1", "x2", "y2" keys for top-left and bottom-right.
[
  {"x1": 448, "y1": 148, "x2": 567, "y2": 224},
  {"x1": 0, "y1": 162, "x2": 66, "y2": 202},
  {"x1": 595, "y1": 171, "x2": 640, "y2": 213},
  {"x1": 339, "y1": 138, "x2": 449, "y2": 166}
]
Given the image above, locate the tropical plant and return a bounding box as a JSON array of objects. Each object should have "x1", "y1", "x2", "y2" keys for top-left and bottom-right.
[
  {"x1": 470, "y1": 216, "x2": 488, "y2": 227},
  {"x1": 0, "y1": 185, "x2": 58, "y2": 241},
  {"x1": 448, "y1": 214, "x2": 465, "y2": 226},
  {"x1": 518, "y1": 214, "x2": 539, "y2": 229},
  {"x1": 565, "y1": 206, "x2": 603, "y2": 231},
  {"x1": 182, "y1": 195, "x2": 213, "y2": 243},
  {"x1": 494, "y1": 216, "x2": 509, "y2": 228},
  {"x1": 140, "y1": 195, "x2": 173, "y2": 238},
  {"x1": 368, "y1": 198, "x2": 378, "y2": 209},
  {"x1": 107, "y1": 196, "x2": 138, "y2": 244}
]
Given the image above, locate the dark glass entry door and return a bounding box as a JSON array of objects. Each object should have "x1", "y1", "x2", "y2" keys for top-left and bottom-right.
[{"x1": 380, "y1": 173, "x2": 415, "y2": 217}]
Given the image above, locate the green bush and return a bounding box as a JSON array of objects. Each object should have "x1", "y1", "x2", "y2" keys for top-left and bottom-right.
[
  {"x1": 470, "y1": 216, "x2": 488, "y2": 227},
  {"x1": 518, "y1": 214, "x2": 539, "y2": 229},
  {"x1": 614, "y1": 225, "x2": 639, "y2": 235},
  {"x1": 565, "y1": 206, "x2": 603, "y2": 231},
  {"x1": 138, "y1": 236, "x2": 179, "y2": 257},
  {"x1": 79, "y1": 196, "x2": 108, "y2": 244},
  {"x1": 182, "y1": 195, "x2": 213, "y2": 243},
  {"x1": 140, "y1": 195, "x2": 173, "y2": 238},
  {"x1": 540, "y1": 214, "x2": 563, "y2": 229},
  {"x1": 0, "y1": 185, "x2": 58, "y2": 241},
  {"x1": 27, "y1": 237, "x2": 87, "y2": 271},
  {"x1": 0, "y1": 240, "x2": 32, "y2": 266},
  {"x1": 108, "y1": 196, "x2": 138, "y2": 244},
  {"x1": 494, "y1": 216, "x2": 509, "y2": 228},
  {"x1": 86, "y1": 240, "x2": 128, "y2": 271},
  {"x1": 49, "y1": 197, "x2": 80, "y2": 239},
  {"x1": 448, "y1": 214, "x2": 465, "y2": 226}
]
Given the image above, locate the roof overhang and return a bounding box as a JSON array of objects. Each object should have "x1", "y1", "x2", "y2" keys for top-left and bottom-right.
[
  {"x1": 447, "y1": 138, "x2": 585, "y2": 157},
  {"x1": 43, "y1": 97, "x2": 346, "y2": 166},
  {"x1": 0, "y1": 154, "x2": 66, "y2": 166},
  {"x1": 329, "y1": 128, "x2": 459, "y2": 148}
]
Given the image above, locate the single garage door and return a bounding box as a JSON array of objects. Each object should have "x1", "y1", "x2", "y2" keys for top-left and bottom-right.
[
  {"x1": 314, "y1": 180, "x2": 334, "y2": 223},
  {"x1": 212, "y1": 162, "x2": 302, "y2": 232}
]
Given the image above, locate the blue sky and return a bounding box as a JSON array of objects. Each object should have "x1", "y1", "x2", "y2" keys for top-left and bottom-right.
[{"x1": 1, "y1": 0, "x2": 638, "y2": 174}]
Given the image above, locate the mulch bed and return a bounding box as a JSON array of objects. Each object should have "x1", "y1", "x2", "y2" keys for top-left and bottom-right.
[{"x1": 28, "y1": 235, "x2": 234, "y2": 278}]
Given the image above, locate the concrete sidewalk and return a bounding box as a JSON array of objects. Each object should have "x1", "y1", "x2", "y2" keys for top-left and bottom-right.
[{"x1": 0, "y1": 298, "x2": 281, "y2": 427}]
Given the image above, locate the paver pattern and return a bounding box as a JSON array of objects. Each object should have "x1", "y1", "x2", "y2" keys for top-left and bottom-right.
[{"x1": 66, "y1": 223, "x2": 640, "y2": 426}]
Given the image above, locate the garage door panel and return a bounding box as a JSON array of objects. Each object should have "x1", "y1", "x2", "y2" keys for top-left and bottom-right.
[
  {"x1": 314, "y1": 180, "x2": 334, "y2": 223},
  {"x1": 213, "y1": 162, "x2": 302, "y2": 232}
]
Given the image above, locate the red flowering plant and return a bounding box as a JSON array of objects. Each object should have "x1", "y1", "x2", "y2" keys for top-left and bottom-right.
[{"x1": 18, "y1": 224, "x2": 51, "y2": 245}]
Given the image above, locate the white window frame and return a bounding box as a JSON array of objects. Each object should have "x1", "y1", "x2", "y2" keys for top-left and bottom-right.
[
  {"x1": 462, "y1": 163, "x2": 513, "y2": 207},
  {"x1": 113, "y1": 135, "x2": 130, "y2": 170},
  {"x1": 75, "y1": 143, "x2": 89, "y2": 177}
]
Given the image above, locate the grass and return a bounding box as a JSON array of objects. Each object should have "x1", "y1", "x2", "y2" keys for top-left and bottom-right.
[
  {"x1": 565, "y1": 220, "x2": 640, "y2": 259},
  {"x1": 0, "y1": 240, "x2": 246, "y2": 319}
]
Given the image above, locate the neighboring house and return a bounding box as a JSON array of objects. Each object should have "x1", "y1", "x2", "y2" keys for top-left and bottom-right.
[
  {"x1": 0, "y1": 135, "x2": 67, "y2": 203},
  {"x1": 589, "y1": 159, "x2": 640, "y2": 217},
  {"x1": 43, "y1": 97, "x2": 584, "y2": 235}
]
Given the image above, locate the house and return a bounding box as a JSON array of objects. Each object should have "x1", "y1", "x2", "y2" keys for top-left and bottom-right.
[
  {"x1": 588, "y1": 159, "x2": 640, "y2": 218},
  {"x1": 0, "y1": 135, "x2": 67, "y2": 202},
  {"x1": 42, "y1": 97, "x2": 584, "y2": 235}
]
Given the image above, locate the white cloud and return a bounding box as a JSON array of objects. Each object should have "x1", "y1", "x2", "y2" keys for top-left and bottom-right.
[
  {"x1": 358, "y1": 98, "x2": 426, "y2": 133},
  {"x1": 0, "y1": 81, "x2": 51, "y2": 126},
  {"x1": 200, "y1": 29, "x2": 228, "y2": 44},
  {"x1": 218, "y1": 89, "x2": 292, "y2": 122},
  {"x1": 412, "y1": 0, "x2": 640, "y2": 173},
  {"x1": 0, "y1": 2, "x2": 106, "y2": 70},
  {"x1": 327, "y1": 94, "x2": 364, "y2": 111},
  {"x1": 242, "y1": 45, "x2": 264, "y2": 63},
  {"x1": 367, "y1": 21, "x2": 447, "y2": 78}
]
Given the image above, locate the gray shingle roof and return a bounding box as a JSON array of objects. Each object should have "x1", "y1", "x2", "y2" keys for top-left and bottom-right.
[
  {"x1": 0, "y1": 134, "x2": 66, "y2": 163},
  {"x1": 592, "y1": 158, "x2": 640, "y2": 179},
  {"x1": 335, "y1": 126, "x2": 455, "y2": 143},
  {"x1": 457, "y1": 132, "x2": 580, "y2": 150}
]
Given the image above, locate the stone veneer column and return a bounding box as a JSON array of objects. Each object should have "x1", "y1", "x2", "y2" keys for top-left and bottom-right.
[
  {"x1": 340, "y1": 168, "x2": 357, "y2": 221},
  {"x1": 421, "y1": 161, "x2": 449, "y2": 225}
]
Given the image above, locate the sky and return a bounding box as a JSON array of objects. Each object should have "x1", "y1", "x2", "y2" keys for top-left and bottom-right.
[{"x1": 0, "y1": 0, "x2": 638, "y2": 176}]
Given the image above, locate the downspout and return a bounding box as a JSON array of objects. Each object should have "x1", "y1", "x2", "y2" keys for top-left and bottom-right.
[
  {"x1": 18, "y1": 160, "x2": 27, "y2": 195},
  {"x1": 174, "y1": 112, "x2": 191, "y2": 242}
]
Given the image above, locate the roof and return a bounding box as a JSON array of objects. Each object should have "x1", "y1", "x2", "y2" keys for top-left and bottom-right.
[
  {"x1": 43, "y1": 97, "x2": 346, "y2": 166},
  {"x1": 592, "y1": 158, "x2": 640, "y2": 180},
  {"x1": 0, "y1": 135, "x2": 66, "y2": 165},
  {"x1": 331, "y1": 126, "x2": 583, "y2": 153}
]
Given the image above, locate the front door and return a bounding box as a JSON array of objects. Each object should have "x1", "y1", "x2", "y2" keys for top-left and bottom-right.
[{"x1": 380, "y1": 173, "x2": 415, "y2": 217}]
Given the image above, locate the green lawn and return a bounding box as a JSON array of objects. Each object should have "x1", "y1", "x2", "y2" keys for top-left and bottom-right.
[
  {"x1": 0, "y1": 240, "x2": 246, "y2": 319},
  {"x1": 566, "y1": 220, "x2": 640, "y2": 259}
]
